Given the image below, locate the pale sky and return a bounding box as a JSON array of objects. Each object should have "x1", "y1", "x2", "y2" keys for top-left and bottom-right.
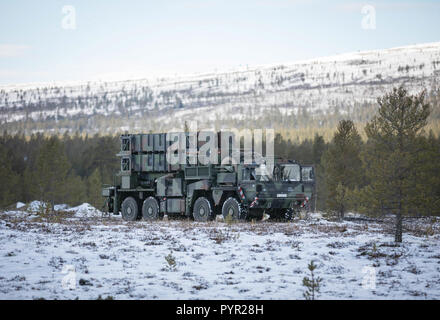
[{"x1": 0, "y1": 0, "x2": 439, "y2": 85}]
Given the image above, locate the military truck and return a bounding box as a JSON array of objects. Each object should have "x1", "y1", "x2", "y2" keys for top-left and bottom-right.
[{"x1": 102, "y1": 132, "x2": 314, "y2": 222}]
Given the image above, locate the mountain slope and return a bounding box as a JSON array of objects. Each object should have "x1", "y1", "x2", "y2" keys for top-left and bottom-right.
[{"x1": 1, "y1": 42, "x2": 440, "y2": 135}]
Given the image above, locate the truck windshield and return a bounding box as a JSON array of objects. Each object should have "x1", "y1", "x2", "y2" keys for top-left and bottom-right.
[
  {"x1": 243, "y1": 164, "x2": 272, "y2": 181},
  {"x1": 281, "y1": 164, "x2": 301, "y2": 182}
]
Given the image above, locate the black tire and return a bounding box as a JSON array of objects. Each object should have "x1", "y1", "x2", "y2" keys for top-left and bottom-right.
[
  {"x1": 192, "y1": 197, "x2": 213, "y2": 222},
  {"x1": 142, "y1": 197, "x2": 160, "y2": 221},
  {"x1": 284, "y1": 208, "x2": 295, "y2": 221},
  {"x1": 267, "y1": 208, "x2": 285, "y2": 221},
  {"x1": 121, "y1": 197, "x2": 139, "y2": 221},
  {"x1": 248, "y1": 209, "x2": 264, "y2": 221},
  {"x1": 222, "y1": 197, "x2": 245, "y2": 221}
]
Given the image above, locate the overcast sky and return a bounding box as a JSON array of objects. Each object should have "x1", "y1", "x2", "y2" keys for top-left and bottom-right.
[{"x1": 0, "y1": 0, "x2": 439, "y2": 85}]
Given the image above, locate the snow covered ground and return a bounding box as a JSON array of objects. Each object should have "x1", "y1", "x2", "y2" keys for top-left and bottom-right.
[{"x1": 0, "y1": 203, "x2": 439, "y2": 300}]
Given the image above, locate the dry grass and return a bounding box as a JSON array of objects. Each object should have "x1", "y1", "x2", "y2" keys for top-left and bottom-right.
[{"x1": 1, "y1": 210, "x2": 439, "y2": 241}]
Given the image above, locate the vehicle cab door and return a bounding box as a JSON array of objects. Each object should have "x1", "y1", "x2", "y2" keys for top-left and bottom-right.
[
  {"x1": 300, "y1": 166, "x2": 315, "y2": 184},
  {"x1": 238, "y1": 165, "x2": 258, "y2": 201}
]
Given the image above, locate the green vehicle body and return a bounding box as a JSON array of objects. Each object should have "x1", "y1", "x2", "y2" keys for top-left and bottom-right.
[{"x1": 102, "y1": 133, "x2": 314, "y2": 221}]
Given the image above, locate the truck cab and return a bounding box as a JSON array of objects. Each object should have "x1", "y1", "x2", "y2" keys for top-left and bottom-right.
[
  {"x1": 233, "y1": 161, "x2": 315, "y2": 220},
  {"x1": 275, "y1": 162, "x2": 315, "y2": 214}
]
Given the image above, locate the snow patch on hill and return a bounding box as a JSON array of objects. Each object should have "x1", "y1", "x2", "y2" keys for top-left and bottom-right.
[{"x1": 1, "y1": 42, "x2": 439, "y2": 133}]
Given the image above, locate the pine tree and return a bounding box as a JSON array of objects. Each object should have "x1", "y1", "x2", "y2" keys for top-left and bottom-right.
[
  {"x1": 302, "y1": 260, "x2": 322, "y2": 300},
  {"x1": 360, "y1": 87, "x2": 431, "y2": 242},
  {"x1": 321, "y1": 120, "x2": 363, "y2": 218}
]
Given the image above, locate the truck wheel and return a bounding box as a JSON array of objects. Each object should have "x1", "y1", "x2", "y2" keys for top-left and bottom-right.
[
  {"x1": 284, "y1": 208, "x2": 295, "y2": 221},
  {"x1": 142, "y1": 197, "x2": 160, "y2": 221},
  {"x1": 193, "y1": 197, "x2": 212, "y2": 222},
  {"x1": 222, "y1": 197, "x2": 245, "y2": 221},
  {"x1": 249, "y1": 209, "x2": 264, "y2": 221},
  {"x1": 121, "y1": 197, "x2": 139, "y2": 221}
]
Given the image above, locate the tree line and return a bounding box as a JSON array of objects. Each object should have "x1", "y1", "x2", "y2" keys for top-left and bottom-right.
[
  {"x1": 0, "y1": 87, "x2": 439, "y2": 241},
  {"x1": 0, "y1": 132, "x2": 120, "y2": 210}
]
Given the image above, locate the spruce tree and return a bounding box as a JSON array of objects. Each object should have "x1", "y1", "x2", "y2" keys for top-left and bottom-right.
[
  {"x1": 33, "y1": 137, "x2": 71, "y2": 207},
  {"x1": 312, "y1": 134, "x2": 326, "y2": 165},
  {"x1": 321, "y1": 120, "x2": 363, "y2": 218},
  {"x1": 412, "y1": 132, "x2": 440, "y2": 216},
  {"x1": 0, "y1": 145, "x2": 19, "y2": 207},
  {"x1": 65, "y1": 173, "x2": 86, "y2": 206},
  {"x1": 312, "y1": 134, "x2": 327, "y2": 211},
  {"x1": 86, "y1": 168, "x2": 102, "y2": 208}
]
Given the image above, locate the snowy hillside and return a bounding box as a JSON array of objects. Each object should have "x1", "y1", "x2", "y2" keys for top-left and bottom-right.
[
  {"x1": 1, "y1": 42, "x2": 440, "y2": 133},
  {"x1": 0, "y1": 204, "x2": 439, "y2": 299}
]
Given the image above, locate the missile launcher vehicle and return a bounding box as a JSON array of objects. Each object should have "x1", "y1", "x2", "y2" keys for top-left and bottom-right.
[{"x1": 102, "y1": 132, "x2": 314, "y2": 221}]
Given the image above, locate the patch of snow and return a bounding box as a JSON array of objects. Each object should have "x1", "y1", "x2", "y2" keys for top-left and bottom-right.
[
  {"x1": 54, "y1": 204, "x2": 70, "y2": 211},
  {"x1": 346, "y1": 212, "x2": 367, "y2": 219},
  {"x1": 16, "y1": 202, "x2": 25, "y2": 209},
  {"x1": 28, "y1": 200, "x2": 47, "y2": 213},
  {"x1": 306, "y1": 212, "x2": 324, "y2": 220},
  {"x1": 66, "y1": 203, "x2": 102, "y2": 218}
]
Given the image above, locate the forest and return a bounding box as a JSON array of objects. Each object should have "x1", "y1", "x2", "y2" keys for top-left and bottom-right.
[{"x1": 1, "y1": 87, "x2": 439, "y2": 241}]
